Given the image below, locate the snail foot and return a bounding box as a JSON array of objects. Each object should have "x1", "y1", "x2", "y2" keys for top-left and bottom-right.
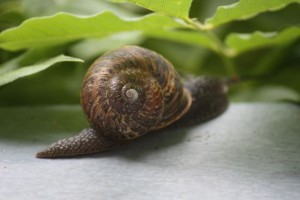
[{"x1": 36, "y1": 128, "x2": 123, "y2": 158}]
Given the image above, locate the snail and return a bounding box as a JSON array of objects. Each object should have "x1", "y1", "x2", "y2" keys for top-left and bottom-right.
[{"x1": 36, "y1": 46, "x2": 229, "y2": 158}]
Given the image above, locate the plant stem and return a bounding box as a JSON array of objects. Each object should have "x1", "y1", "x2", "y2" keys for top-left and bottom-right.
[
  {"x1": 207, "y1": 31, "x2": 237, "y2": 77},
  {"x1": 185, "y1": 19, "x2": 237, "y2": 77}
]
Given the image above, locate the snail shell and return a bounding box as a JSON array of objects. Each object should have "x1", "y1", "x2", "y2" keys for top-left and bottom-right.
[{"x1": 81, "y1": 46, "x2": 192, "y2": 140}]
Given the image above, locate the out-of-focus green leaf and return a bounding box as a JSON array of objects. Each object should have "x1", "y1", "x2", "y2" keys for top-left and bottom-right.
[
  {"x1": 22, "y1": 0, "x2": 135, "y2": 17},
  {"x1": 145, "y1": 29, "x2": 217, "y2": 51},
  {"x1": 71, "y1": 32, "x2": 144, "y2": 60},
  {"x1": 0, "y1": 105, "x2": 86, "y2": 141},
  {"x1": 0, "y1": 11, "x2": 25, "y2": 31},
  {"x1": 226, "y1": 26, "x2": 300, "y2": 55},
  {"x1": 0, "y1": 11, "x2": 215, "y2": 52},
  {"x1": 0, "y1": 55, "x2": 83, "y2": 86},
  {"x1": 0, "y1": 55, "x2": 22, "y2": 74},
  {"x1": 0, "y1": 0, "x2": 21, "y2": 14},
  {"x1": 230, "y1": 85, "x2": 300, "y2": 102},
  {"x1": 205, "y1": 0, "x2": 300, "y2": 29},
  {"x1": 125, "y1": 0, "x2": 193, "y2": 19}
]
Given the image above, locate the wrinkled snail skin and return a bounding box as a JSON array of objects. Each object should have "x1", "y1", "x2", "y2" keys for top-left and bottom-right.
[
  {"x1": 167, "y1": 76, "x2": 229, "y2": 129},
  {"x1": 36, "y1": 46, "x2": 229, "y2": 158},
  {"x1": 35, "y1": 128, "x2": 123, "y2": 158}
]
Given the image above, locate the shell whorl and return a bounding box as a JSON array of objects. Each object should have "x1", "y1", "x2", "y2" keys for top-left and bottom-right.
[{"x1": 81, "y1": 46, "x2": 192, "y2": 140}]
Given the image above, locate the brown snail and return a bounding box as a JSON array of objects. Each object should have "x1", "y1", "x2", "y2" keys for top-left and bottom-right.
[{"x1": 36, "y1": 46, "x2": 228, "y2": 158}]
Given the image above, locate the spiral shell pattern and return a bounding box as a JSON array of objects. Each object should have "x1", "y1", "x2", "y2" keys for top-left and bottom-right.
[{"x1": 81, "y1": 46, "x2": 191, "y2": 140}]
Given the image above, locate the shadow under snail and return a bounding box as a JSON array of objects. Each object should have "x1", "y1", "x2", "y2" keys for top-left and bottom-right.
[{"x1": 36, "y1": 46, "x2": 229, "y2": 158}]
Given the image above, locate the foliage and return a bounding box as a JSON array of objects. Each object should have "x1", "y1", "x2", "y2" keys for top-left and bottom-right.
[
  {"x1": 0, "y1": 55, "x2": 83, "y2": 85},
  {"x1": 0, "y1": 0, "x2": 299, "y2": 105}
]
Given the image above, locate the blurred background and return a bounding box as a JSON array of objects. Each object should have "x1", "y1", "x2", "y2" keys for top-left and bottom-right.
[{"x1": 0, "y1": 0, "x2": 299, "y2": 106}]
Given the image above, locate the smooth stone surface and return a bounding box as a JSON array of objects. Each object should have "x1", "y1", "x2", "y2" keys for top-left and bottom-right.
[{"x1": 0, "y1": 103, "x2": 300, "y2": 200}]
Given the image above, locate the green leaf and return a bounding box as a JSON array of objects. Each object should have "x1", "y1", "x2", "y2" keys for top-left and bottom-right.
[
  {"x1": 125, "y1": 0, "x2": 193, "y2": 19},
  {"x1": 71, "y1": 32, "x2": 145, "y2": 60},
  {"x1": 230, "y1": 85, "x2": 300, "y2": 102},
  {"x1": 22, "y1": 0, "x2": 135, "y2": 18},
  {"x1": 0, "y1": 55, "x2": 83, "y2": 86},
  {"x1": 0, "y1": 11, "x2": 25, "y2": 31},
  {"x1": 205, "y1": 0, "x2": 300, "y2": 29},
  {"x1": 226, "y1": 26, "x2": 300, "y2": 55},
  {"x1": 0, "y1": 11, "x2": 215, "y2": 51},
  {"x1": 0, "y1": 55, "x2": 22, "y2": 74}
]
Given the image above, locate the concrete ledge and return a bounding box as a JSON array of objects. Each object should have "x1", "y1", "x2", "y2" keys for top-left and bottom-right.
[{"x1": 1, "y1": 103, "x2": 300, "y2": 200}]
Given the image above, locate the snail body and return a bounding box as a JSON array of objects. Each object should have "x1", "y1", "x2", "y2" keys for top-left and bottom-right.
[{"x1": 36, "y1": 46, "x2": 228, "y2": 158}]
